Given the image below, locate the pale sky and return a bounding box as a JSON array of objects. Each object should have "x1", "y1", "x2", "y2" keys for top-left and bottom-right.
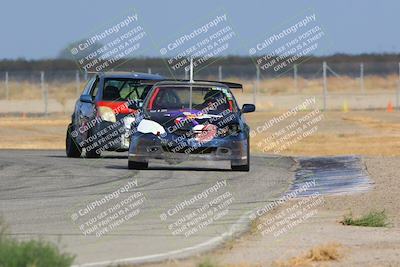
[{"x1": 0, "y1": 0, "x2": 398, "y2": 59}]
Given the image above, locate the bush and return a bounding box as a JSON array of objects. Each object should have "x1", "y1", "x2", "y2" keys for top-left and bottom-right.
[
  {"x1": 0, "y1": 219, "x2": 75, "y2": 267},
  {"x1": 341, "y1": 210, "x2": 389, "y2": 227},
  {"x1": 197, "y1": 258, "x2": 219, "y2": 267}
]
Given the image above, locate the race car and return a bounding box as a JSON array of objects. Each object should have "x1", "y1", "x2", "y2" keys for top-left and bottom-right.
[
  {"x1": 127, "y1": 80, "x2": 255, "y2": 171},
  {"x1": 66, "y1": 72, "x2": 164, "y2": 158}
]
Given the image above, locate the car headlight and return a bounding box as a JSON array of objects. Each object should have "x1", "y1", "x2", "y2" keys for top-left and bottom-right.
[
  {"x1": 98, "y1": 106, "x2": 116, "y2": 123},
  {"x1": 137, "y1": 119, "x2": 166, "y2": 136},
  {"x1": 123, "y1": 116, "x2": 135, "y2": 129},
  {"x1": 219, "y1": 124, "x2": 241, "y2": 137},
  {"x1": 229, "y1": 124, "x2": 241, "y2": 135}
]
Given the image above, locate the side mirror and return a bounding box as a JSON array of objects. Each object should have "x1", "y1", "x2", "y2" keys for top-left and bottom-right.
[
  {"x1": 80, "y1": 95, "x2": 93, "y2": 104},
  {"x1": 242, "y1": 104, "x2": 256, "y2": 113}
]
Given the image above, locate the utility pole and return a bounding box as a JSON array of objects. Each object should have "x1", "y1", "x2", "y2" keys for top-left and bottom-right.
[
  {"x1": 189, "y1": 57, "x2": 193, "y2": 109},
  {"x1": 5, "y1": 72, "x2": 9, "y2": 100},
  {"x1": 360, "y1": 63, "x2": 364, "y2": 94},
  {"x1": 323, "y1": 61, "x2": 327, "y2": 111},
  {"x1": 218, "y1": 65, "x2": 222, "y2": 81},
  {"x1": 75, "y1": 70, "x2": 80, "y2": 98},
  {"x1": 294, "y1": 64, "x2": 298, "y2": 92},
  {"x1": 41, "y1": 71, "x2": 48, "y2": 116}
]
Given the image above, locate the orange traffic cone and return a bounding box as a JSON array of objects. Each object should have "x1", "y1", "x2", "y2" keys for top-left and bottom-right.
[{"x1": 387, "y1": 101, "x2": 394, "y2": 112}]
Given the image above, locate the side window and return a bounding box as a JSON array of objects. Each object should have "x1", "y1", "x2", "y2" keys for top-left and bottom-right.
[
  {"x1": 90, "y1": 78, "x2": 99, "y2": 98},
  {"x1": 82, "y1": 76, "x2": 96, "y2": 95}
]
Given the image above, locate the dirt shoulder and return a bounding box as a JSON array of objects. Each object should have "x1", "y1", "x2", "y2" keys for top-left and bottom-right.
[
  {"x1": 141, "y1": 156, "x2": 400, "y2": 267},
  {"x1": 0, "y1": 116, "x2": 69, "y2": 149}
]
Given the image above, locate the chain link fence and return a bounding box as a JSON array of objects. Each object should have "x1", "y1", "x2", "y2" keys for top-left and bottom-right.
[{"x1": 0, "y1": 61, "x2": 399, "y2": 115}]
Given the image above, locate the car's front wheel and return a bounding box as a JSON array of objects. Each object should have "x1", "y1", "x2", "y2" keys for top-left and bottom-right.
[
  {"x1": 231, "y1": 137, "x2": 250, "y2": 172},
  {"x1": 86, "y1": 149, "x2": 101, "y2": 158},
  {"x1": 66, "y1": 124, "x2": 81, "y2": 158},
  {"x1": 85, "y1": 129, "x2": 101, "y2": 158},
  {"x1": 128, "y1": 161, "x2": 148, "y2": 170}
]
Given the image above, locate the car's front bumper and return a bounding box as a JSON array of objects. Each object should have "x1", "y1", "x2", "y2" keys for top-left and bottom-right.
[
  {"x1": 88, "y1": 116, "x2": 135, "y2": 153},
  {"x1": 128, "y1": 132, "x2": 248, "y2": 166}
]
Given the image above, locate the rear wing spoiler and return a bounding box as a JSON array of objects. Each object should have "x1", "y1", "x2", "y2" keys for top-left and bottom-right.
[
  {"x1": 161, "y1": 79, "x2": 243, "y2": 90},
  {"x1": 197, "y1": 80, "x2": 243, "y2": 90}
]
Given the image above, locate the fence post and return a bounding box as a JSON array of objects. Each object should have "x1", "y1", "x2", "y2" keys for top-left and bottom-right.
[
  {"x1": 293, "y1": 64, "x2": 298, "y2": 92},
  {"x1": 397, "y1": 62, "x2": 400, "y2": 110},
  {"x1": 323, "y1": 61, "x2": 327, "y2": 111},
  {"x1": 218, "y1": 65, "x2": 222, "y2": 81},
  {"x1": 256, "y1": 65, "x2": 260, "y2": 100},
  {"x1": 41, "y1": 71, "x2": 48, "y2": 116},
  {"x1": 75, "y1": 70, "x2": 80, "y2": 98},
  {"x1": 5, "y1": 71, "x2": 9, "y2": 100},
  {"x1": 184, "y1": 68, "x2": 188, "y2": 80},
  {"x1": 360, "y1": 63, "x2": 364, "y2": 94},
  {"x1": 253, "y1": 82, "x2": 256, "y2": 105}
]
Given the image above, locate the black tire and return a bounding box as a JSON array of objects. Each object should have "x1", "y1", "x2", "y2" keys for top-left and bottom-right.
[
  {"x1": 231, "y1": 137, "x2": 250, "y2": 172},
  {"x1": 85, "y1": 129, "x2": 101, "y2": 158},
  {"x1": 66, "y1": 124, "x2": 81, "y2": 158},
  {"x1": 128, "y1": 161, "x2": 148, "y2": 170},
  {"x1": 86, "y1": 149, "x2": 101, "y2": 158}
]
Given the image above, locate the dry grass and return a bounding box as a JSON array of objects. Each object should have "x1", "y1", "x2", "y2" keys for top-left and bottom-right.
[
  {"x1": 224, "y1": 263, "x2": 262, "y2": 267},
  {"x1": 264, "y1": 134, "x2": 400, "y2": 156},
  {"x1": 0, "y1": 117, "x2": 69, "y2": 149},
  {"x1": 229, "y1": 74, "x2": 399, "y2": 95},
  {"x1": 196, "y1": 259, "x2": 262, "y2": 267},
  {"x1": 194, "y1": 243, "x2": 343, "y2": 267},
  {"x1": 342, "y1": 115, "x2": 400, "y2": 132},
  {"x1": 248, "y1": 110, "x2": 400, "y2": 156},
  {"x1": 0, "y1": 75, "x2": 397, "y2": 104},
  {"x1": 0, "y1": 110, "x2": 399, "y2": 155},
  {"x1": 0, "y1": 81, "x2": 81, "y2": 104},
  {"x1": 272, "y1": 243, "x2": 342, "y2": 267},
  {"x1": 0, "y1": 117, "x2": 69, "y2": 127}
]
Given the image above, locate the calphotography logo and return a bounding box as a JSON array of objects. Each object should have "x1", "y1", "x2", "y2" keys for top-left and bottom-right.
[
  {"x1": 70, "y1": 10, "x2": 147, "y2": 72},
  {"x1": 249, "y1": 11, "x2": 329, "y2": 75},
  {"x1": 0, "y1": 2, "x2": 397, "y2": 267},
  {"x1": 70, "y1": 179, "x2": 146, "y2": 238},
  {"x1": 156, "y1": 11, "x2": 237, "y2": 75}
]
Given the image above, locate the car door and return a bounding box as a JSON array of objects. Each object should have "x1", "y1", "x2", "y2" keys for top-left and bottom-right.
[{"x1": 75, "y1": 76, "x2": 98, "y2": 142}]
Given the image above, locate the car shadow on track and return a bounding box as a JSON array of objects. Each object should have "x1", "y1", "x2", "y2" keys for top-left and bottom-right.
[
  {"x1": 46, "y1": 155, "x2": 128, "y2": 159},
  {"x1": 104, "y1": 165, "x2": 233, "y2": 172}
]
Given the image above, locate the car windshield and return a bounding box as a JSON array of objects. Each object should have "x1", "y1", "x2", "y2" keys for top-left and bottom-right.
[
  {"x1": 102, "y1": 78, "x2": 153, "y2": 101},
  {"x1": 145, "y1": 85, "x2": 238, "y2": 112}
]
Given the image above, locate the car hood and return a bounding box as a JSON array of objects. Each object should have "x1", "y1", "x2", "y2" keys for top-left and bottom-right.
[{"x1": 142, "y1": 109, "x2": 240, "y2": 130}]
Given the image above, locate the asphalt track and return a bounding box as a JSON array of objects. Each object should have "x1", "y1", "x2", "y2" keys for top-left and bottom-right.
[{"x1": 0, "y1": 150, "x2": 295, "y2": 266}]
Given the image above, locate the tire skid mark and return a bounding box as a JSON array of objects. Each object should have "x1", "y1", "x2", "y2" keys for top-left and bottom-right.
[{"x1": 289, "y1": 155, "x2": 373, "y2": 196}]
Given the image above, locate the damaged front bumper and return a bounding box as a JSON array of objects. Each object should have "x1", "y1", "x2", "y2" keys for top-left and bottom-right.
[{"x1": 128, "y1": 132, "x2": 248, "y2": 166}]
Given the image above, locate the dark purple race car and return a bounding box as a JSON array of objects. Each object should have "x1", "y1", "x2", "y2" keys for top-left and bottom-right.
[{"x1": 127, "y1": 80, "x2": 255, "y2": 171}]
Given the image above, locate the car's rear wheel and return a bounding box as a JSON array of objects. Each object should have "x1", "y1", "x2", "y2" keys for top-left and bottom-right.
[
  {"x1": 231, "y1": 137, "x2": 250, "y2": 172},
  {"x1": 66, "y1": 124, "x2": 81, "y2": 158},
  {"x1": 128, "y1": 161, "x2": 148, "y2": 170}
]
